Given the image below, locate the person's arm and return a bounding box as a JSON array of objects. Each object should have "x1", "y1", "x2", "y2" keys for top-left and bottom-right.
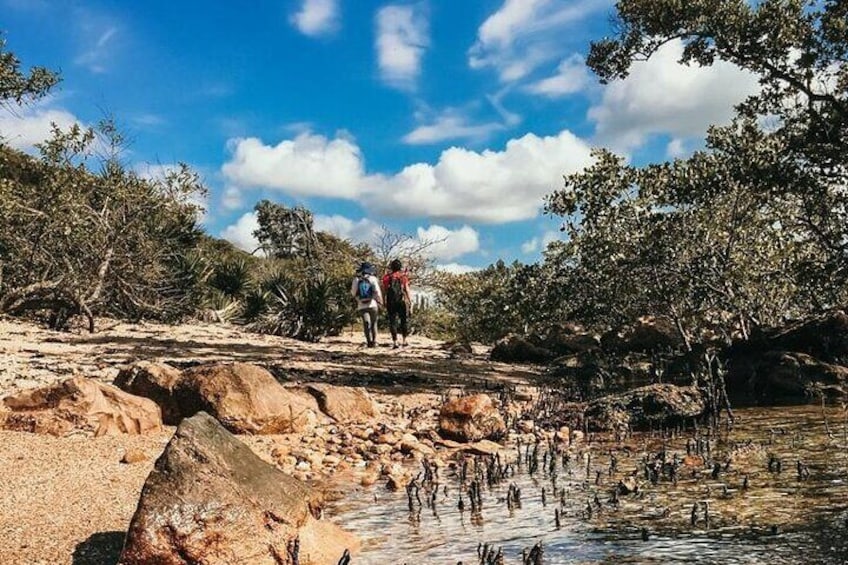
[
  {"x1": 373, "y1": 275, "x2": 384, "y2": 306},
  {"x1": 404, "y1": 277, "x2": 413, "y2": 311},
  {"x1": 351, "y1": 277, "x2": 358, "y2": 299}
]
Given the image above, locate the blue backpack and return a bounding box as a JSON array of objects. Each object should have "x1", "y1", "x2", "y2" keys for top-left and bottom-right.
[{"x1": 357, "y1": 275, "x2": 374, "y2": 302}]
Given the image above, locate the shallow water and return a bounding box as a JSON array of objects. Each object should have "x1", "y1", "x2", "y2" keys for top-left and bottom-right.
[{"x1": 328, "y1": 406, "x2": 848, "y2": 564}]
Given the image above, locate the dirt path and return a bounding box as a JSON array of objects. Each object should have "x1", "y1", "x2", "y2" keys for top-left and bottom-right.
[{"x1": 0, "y1": 317, "x2": 540, "y2": 564}]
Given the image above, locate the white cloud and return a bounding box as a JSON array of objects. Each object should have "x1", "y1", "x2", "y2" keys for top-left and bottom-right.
[
  {"x1": 403, "y1": 112, "x2": 504, "y2": 145},
  {"x1": 363, "y1": 129, "x2": 593, "y2": 223},
  {"x1": 220, "y1": 212, "x2": 260, "y2": 253},
  {"x1": 469, "y1": 0, "x2": 610, "y2": 83},
  {"x1": 222, "y1": 132, "x2": 365, "y2": 199},
  {"x1": 375, "y1": 4, "x2": 429, "y2": 90},
  {"x1": 290, "y1": 0, "x2": 339, "y2": 37},
  {"x1": 222, "y1": 186, "x2": 243, "y2": 210},
  {"x1": 589, "y1": 39, "x2": 760, "y2": 151},
  {"x1": 521, "y1": 229, "x2": 560, "y2": 254},
  {"x1": 415, "y1": 225, "x2": 479, "y2": 261},
  {"x1": 526, "y1": 54, "x2": 592, "y2": 97},
  {"x1": 221, "y1": 128, "x2": 594, "y2": 223},
  {"x1": 74, "y1": 24, "x2": 119, "y2": 73},
  {"x1": 521, "y1": 237, "x2": 539, "y2": 254},
  {"x1": 666, "y1": 138, "x2": 687, "y2": 158},
  {"x1": 435, "y1": 263, "x2": 478, "y2": 275},
  {"x1": 313, "y1": 214, "x2": 383, "y2": 244},
  {"x1": 0, "y1": 105, "x2": 80, "y2": 151}
]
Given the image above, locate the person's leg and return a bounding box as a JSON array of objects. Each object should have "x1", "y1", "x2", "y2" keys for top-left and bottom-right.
[
  {"x1": 399, "y1": 305, "x2": 409, "y2": 346},
  {"x1": 368, "y1": 307, "x2": 378, "y2": 346},
  {"x1": 359, "y1": 309, "x2": 372, "y2": 346},
  {"x1": 387, "y1": 305, "x2": 399, "y2": 346}
]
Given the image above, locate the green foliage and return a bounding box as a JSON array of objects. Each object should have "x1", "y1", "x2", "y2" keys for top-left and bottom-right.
[
  {"x1": 0, "y1": 122, "x2": 206, "y2": 330},
  {"x1": 0, "y1": 33, "x2": 59, "y2": 107}
]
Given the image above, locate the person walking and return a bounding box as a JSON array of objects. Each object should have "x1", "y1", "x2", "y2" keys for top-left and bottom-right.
[
  {"x1": 382, "y1": 258, "x2": 412, "y2": 348},
  {"x1": 351, "y1": 262, "x2": 382, "y2": 347}
]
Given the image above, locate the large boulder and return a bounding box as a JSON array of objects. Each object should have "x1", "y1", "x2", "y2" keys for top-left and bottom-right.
[
  {"x1": 305, "y1": 384, "x2": 379, "y2": 424},
  {"x1": 490, "y1": 335, "x2": 556, "y2": 364},
  {"x1": 732, "y1": 310, "x2": 848, "y2": 365},
  {"x1": 0, "y1": 377, "x2": 162, "y2": 436},
  {"x1": 585, "y1": 384, "x2": 705, "y2": 432},
  {"x1": 438, "y1": 394, "x2": 506, "y2": 442},
  {"x1": 114, "y1": 361, "x2": 184, "y2": 425},
  {"x1": 601, "y1": 317, "x2": 683, "y2": 354},
  {"x1": 120, "y1": 412, "x2": 357, "y2": 565},
  {"x1": 544, "y1": 325, "x2": 600, "y2": 356},
  {"x1": 727, "y1": 351, "x2": 848, "y2": 399},
  {"x1": 174, "y1": 363, "x2": 322, "y2": 434}
]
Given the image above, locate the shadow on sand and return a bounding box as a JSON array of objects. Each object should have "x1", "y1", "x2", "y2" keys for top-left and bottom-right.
[{"x1": 72, "y1": 531, "x2": 124, "y2": 565}]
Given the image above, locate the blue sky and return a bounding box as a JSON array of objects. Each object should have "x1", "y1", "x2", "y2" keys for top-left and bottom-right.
[{"x1": 1, "y1": 0, "x2": 760, "y2": 271}]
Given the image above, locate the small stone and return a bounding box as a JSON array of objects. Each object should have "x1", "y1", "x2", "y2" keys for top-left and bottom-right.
[{"x1": 121, "y1": 449, "x2": 148, "y2": 464}]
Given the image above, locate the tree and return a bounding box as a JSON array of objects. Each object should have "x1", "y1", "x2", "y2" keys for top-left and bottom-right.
[
  {"x1": 587, "y1": 0, "x2": 848, "y2": 286},
  {"x1": 253, "y1": 200, "x2": 318, "y2": 259},
  {"x1": 0, "y1": 33, "x2": 60, "y2": 107},
  {"x1": 0, "y1": 121, "x2": 206, "y2": 330}
]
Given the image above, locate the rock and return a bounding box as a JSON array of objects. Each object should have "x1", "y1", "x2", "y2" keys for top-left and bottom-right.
[
  {"x1": 490, "y1": 335, "x2": 556, "y2": 364},
  {"x1": 600, "y1": 317, "x2": 683, "y2": 354},
  {"x1": 0, "y1": 377, "x2": 162, "y2": 437},
  {"x1": 617, "y1": 476, "x2": 639, "y2": 495},
  {"x1": 121, "y1": 449, "x2": 148, "y2": 464},
  {"x1": 461, "y1": 439, "x2": 506, "y2": 456},
  {"x1": 585, "y1": 384, "x2": 705, "y2": 432},
  {"x1": 306, "y1": 384, "x2": 379, "y2": 424},
  {"x1": 727, "y1": 351, "x2": 848, "y2": 399},
  {"x1": 438, "y1": 394, "x2": 506, "y2": 442},
  {"x1": 176, "y1": 363, "x2": 322, "y2": 434},
  {"x1": 544, "y1": 328, "x2": 600, "y2": 356},
  {"x1": 120, "y1": 412, "x2": 358, "y2": 565},
  {"x1": 517, "y1": 420, "x2": 535, "y2": 433},
  {"x1": 733, "y1": 310, "x2": 848, "y2": 365},
  {"x1": 443, "y1": 340, "x2": 473, "y2": 356},
  {"x1": 113, "y1": 361, "x2": 183, "y2": 425}
]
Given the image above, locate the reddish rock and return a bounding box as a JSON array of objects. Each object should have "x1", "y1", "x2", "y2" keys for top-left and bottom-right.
[
  {"x1": 121, "y1": 449, "x2": 148, "y2": 464},
  {"x1": 438, "y1": 394, "x2": 506, "y2": 442},
  {"x1": 0, "y1": 377, "x2": 162, "y2": 437},
  {"x1": 305, "y1": 384, "x2": 379, "y2": 424},
  {"x1": 114, "y1": 361, "x2": 183, "y2": 425},
  {"x1": 175, "y1": 363, "x2": 322, "y2": 434},
  {"x1": 120, "y1": 412, "x2": 358, "y2": 565}
]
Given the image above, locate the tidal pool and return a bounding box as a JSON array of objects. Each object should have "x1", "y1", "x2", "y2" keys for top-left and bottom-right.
[{"x1": 328, "y1": 405, "x2": 848, "y2": 564}]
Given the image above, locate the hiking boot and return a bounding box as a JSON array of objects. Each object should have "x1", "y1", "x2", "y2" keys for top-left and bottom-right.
[{"x1": 392, "y1": 342, "x2": 399, "y2": 349}]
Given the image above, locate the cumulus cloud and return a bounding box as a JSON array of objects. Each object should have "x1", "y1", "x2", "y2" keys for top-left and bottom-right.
[
  {"x1": 402, "y1": 112, "x2": 504, "y2": 145},
  {"x1": 469, "y1": 0, "x2": 610, "y2": 83},
  {"x1": 221, "y1": 128, "x2": 593, "y2": 223},
  {"x1": 290, "y1": 0, "x2": 339, "y2": 37},
  {"x1": 589, "y1": 39, "x2": 760, "y2": 151},
  {"x1": 222, "y1": 133, "x2": 365, "y2": 199},
  {"x1": 0, "y1": 105, "x2": 80, "y2": 151},
  {"x1": 313, "y1": 214, "x2": 383, "y2": 244},
  {"x1": 526, "y1": 54, "x2": 592, "y2": 97},
  {"x1": 375, "y1": 4, "x2": 429, "y2": 90},
  {"x1": 220, "y1": 212, "x2": 260, "y2": 253},
  {"x1": 521, "y1": 229, "x2": 560, "y2": 254},
  {"x1": 363, "y1": 129, "x2": 593, "y2": 223},
  {"x1": 415, "y1": 225, "x2": 480, "y2": 261}
]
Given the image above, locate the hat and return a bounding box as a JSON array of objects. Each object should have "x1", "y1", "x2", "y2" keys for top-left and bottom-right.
[{"x1": 358, "y1": 262, "x2": 375, "y2": 275}]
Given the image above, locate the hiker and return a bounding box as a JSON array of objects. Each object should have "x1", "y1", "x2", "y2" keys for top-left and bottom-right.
[
  {"x1": 351, "y1": 261, "x2": 382, "y2": 347},
  {"x1": 382, "y1": 258, "x2": 412, "y2": 348}
]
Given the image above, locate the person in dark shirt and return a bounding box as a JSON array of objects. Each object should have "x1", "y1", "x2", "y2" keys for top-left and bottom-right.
[{"x1": 381, "y1": 259, "x2": 412, "y2": 348}]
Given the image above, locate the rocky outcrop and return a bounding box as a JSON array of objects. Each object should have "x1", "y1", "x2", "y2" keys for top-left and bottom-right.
[
  {"x1": 120, "y1": 412, "x2": 358, "y2": 565},
  {"x1": 175, "y1": 363, "x2": 322, "y2": 434},
  {"x1": 114, "y1": 361, "x2": 183, "y2": 425},
  {"x1": 601, "y1": 317, "x2": 684, "y2": 354},
  {"x1": 544, "y1": 325, "x2": 600, "y2": 356},
  {"x1": 438, "y1": 394, "x2": 506, "y2": 442},
  {"x1": 490, "y1": 335, "x2": 555, "y2": 364},
  {"x1": 741, "y1": 310, "x2": 848, "y2": 365},
  {"x1": 0, "y1": 377, "x2": 162, "y2": 436},
  {"x1": 585, "y1": 384, "x2": 705, "y2": 431},
  {"x1": 305, "y1": 384, "x2": 378, "y2": 424},
  {"x1": 727, "y1": 351, "x2": 848, "y2": 399}
]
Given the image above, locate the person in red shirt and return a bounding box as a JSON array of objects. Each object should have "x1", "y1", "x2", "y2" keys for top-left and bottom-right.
[{"x1": 381, "y1": 258, "x2": 412, "y2": 348}]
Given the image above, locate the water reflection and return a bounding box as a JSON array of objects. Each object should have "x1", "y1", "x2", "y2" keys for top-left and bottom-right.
[{"x1": 329, "y1": 406, "x2": 848, "y2": 564}]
